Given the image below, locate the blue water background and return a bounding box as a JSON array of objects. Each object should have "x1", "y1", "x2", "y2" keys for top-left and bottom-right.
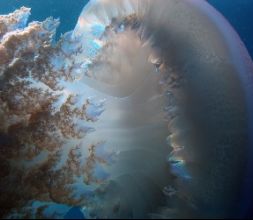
[{"x1": 0, "y1": 0, "x2": 89, "y2": 39}]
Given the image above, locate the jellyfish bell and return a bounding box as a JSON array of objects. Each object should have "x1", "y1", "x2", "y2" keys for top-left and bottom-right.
[
  {"x1": 71, "y1": 0, "x2": 253, "y2": 218},
  {"x1": 0, "y1": 0, "x2": 253, "y2": 219}
]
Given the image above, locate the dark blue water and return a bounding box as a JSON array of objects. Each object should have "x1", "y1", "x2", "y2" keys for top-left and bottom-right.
[
  {"x1": 64, "y1": 207, "x2": 85, "y2": 219},
  {"x1": 0, "y1": 0, "x2": 88, "y2": 39},
  {"x1": 0, "y1": 0, "x2": 252, "y2": 59},
  {"x1": 208, "y1": 0, "x2": 253, "y2": 60}
]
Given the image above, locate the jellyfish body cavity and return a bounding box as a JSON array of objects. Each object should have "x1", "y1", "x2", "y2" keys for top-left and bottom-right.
[
  {"x1": 0, "y1": 0, "x2": 253, "y2": 219},
  {"x1": 71, "y1": 0, "x2": 253, "y2": 218}
]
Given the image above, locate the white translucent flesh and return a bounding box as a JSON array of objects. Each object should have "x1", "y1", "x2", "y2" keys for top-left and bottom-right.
[
  {"x1": 2, "y1": 0, "x2": 253, "y2": 218},
  {"x1": 65, "y1": 0, "x2": 253, "y2": 217}
]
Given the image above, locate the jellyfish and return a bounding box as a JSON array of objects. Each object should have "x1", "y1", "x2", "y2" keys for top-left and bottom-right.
[{"x1": 0, "y1": 0, "x2": 253, "y2": 219}]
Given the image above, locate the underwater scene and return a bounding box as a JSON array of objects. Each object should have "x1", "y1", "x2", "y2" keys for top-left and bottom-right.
[{"x1": 0, "y1": 0, "x2": 253, "y2": 219}]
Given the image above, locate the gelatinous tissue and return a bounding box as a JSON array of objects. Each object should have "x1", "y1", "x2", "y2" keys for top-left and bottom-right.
[{"x1": 0, "y1": 0, "x2": 253, "y2": 218}]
